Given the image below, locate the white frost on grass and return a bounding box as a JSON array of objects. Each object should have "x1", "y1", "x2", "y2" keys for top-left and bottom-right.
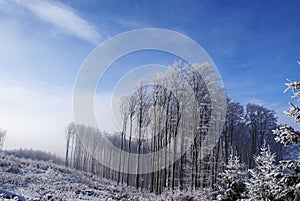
[{"x1": 0, "y1": 153, "x2": 207, "y2": 200}]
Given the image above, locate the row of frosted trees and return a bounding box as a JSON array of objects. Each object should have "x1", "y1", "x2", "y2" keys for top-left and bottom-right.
[{"x1": 65, "y1": 62, "x2": 282, "y2": 194}]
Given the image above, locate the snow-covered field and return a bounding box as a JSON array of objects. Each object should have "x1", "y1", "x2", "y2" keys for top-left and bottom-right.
[{"x1": 0, "y1": 154, "x2": 202, "y2": 201}]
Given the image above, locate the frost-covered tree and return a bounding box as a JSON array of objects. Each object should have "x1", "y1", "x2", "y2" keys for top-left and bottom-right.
[
  {"x1": 247, "y1": 143, "x2": 283, "y2": 201},
  {"x1": 272, "y1": 72, "x2": 300, "y2": 200},
  {"x1": 65, "y1": 123, "x2": 75, "y2": 167},
  {"x1": 223, "y1": 100, "x2": 245, "y2": 164},
  {"x1": 0, "y1": 129, "x2": 6, "y2": 151},
  {"x1": 217, "y1": 154, "x2": 247, "y2": 201},
  {"x1": 245, "y1": 103, "x2": 278, "y2": 168}
]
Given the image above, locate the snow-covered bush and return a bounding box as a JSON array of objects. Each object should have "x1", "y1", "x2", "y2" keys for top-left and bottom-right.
[
  {"x1": 246, "y1": 143, "x2": 283, "y2": 200},
  {"x1": 217, "y1": 154, "x2": 247, "y2": 200}
]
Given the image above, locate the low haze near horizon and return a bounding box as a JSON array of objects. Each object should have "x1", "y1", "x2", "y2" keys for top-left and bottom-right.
[{"x1": 0, "y1": 0, "x2": 299, "y2": 156}]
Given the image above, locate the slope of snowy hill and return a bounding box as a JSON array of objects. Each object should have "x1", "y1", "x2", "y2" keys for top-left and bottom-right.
[{"x1": 0, "y1": 153, "x2": 204, "y2": 201}]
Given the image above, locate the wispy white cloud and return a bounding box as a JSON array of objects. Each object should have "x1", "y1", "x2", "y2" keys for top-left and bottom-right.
[
  {"x1": 113, "y1": 17, "x2": 149, "y2": 28},
  {"x1": 14, "y1": 0, "x2": 101, "y2": 45},
  {"x1": 0, "y1": 1, "x2": 103, "y2": 156}
]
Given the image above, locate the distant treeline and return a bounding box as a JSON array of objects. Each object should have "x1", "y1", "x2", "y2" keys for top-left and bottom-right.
[{"x1": 5, "y1": 148, "x2": 64, "y2": 165}]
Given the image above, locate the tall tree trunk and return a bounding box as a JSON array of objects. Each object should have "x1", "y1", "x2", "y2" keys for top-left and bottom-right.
[{"x1": 127, "y1": 116, "x2": 133, "y2": 186}]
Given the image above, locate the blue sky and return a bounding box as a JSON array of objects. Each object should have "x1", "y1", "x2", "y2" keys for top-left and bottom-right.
[{"x1": 0, "y1": 0, "x2": 299, "y2": 155}]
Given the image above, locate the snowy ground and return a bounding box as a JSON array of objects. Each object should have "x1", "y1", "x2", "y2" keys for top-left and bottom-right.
[{"x1": 0, "y1": 154, "x2": 204, "y2": 201}]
